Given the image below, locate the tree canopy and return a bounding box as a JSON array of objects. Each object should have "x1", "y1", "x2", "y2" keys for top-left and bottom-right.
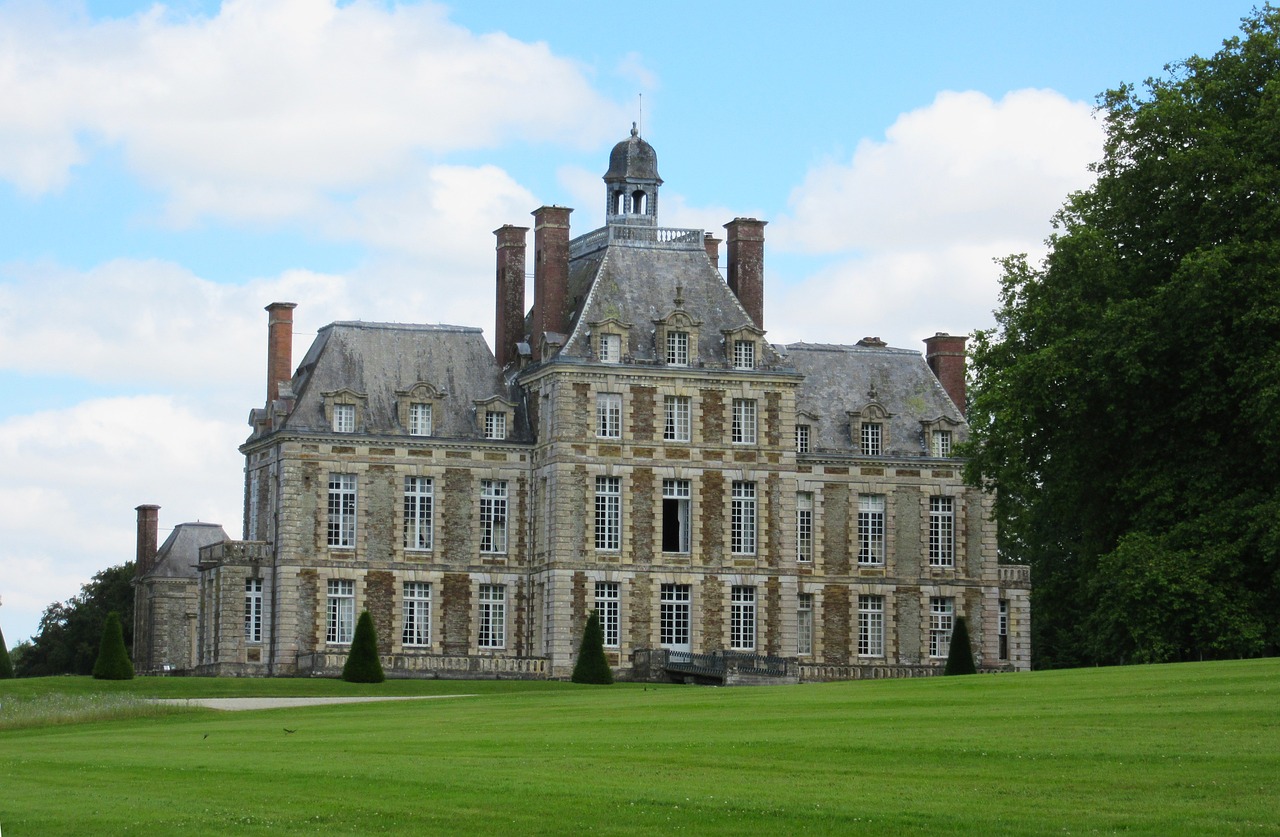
[
  {"x1": 16, "y1": 564, "x2": 135, "y2": 677},
  {"x1": 966, "y1": 7, "x2": 1280, "y2": 667}
]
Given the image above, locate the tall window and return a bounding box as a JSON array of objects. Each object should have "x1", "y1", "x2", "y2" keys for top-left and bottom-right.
[
  {"x1": 733, "y1": 340, "x2": 755, "y2": 370},
  {"x1": 797, "y1": 593, "x2": 813, "y2": 655},
  {"x1": 333, "y1": 403, "x2": 355, "y2": 433},
  {"x1": 480, "y1": 480, "x2": 508, "y2": 553},
  {"x1": 596, "y1": 393, "x2": 622, "y2": 439},
  {"x1": 327, "y1": 474, "x2": 357, "y2": 548},
  {"x1": 659, "y1": 584, "x2": 691, "y2": 649},
  {"x1": 662, "y1": 479, "x2": 691, "y2": 553},
  {"x1": 731, "y1": 586, "x2": 756, "y2": 650},
  {"x1": 484, "y1": 411, "x2": 507, "y2": 440},
  {"x1": 861, "y1": 422, "x2": 882, "y2": 455},
  {"x1": 409, "y1": 403, "x2": 433, "y2": 436},
  {"x1": 247, "y1": 472, "x2": 260, "y2": 540},
  {"x1": 403, "y1": 581, "x2": 431, "y2": 646},
  {"x1": 595, "y1": 582, "x2": 620, "y2": 648},
  {"x1": 600, "y1": 333, "x2": 621, "y2": 363},
  {"x1": 664, "y1": 395, "x2": 691, "y2": 442},
  {"x1": 595, "y1": 476, "x2": 621, "y2": 551},
  {"x1": 858, "y1": 495, "x2": 885, "y2": 565},
  {"x1": 795, "y1": 424, "x2": 810, "y2": 454},
  {"x1": 666, "y1": 331, "x2": 689, "y2": 366},
  {"x1": 999, "y1": 598, "x2": 1009, "y2": 660},
  {"x1": 929, "y1": 597, "x2": 954, "y2": 658},
  {"x1": 478, "y1": 584, "x2": 505, "y2": 648},
  {"x1": 929, "y1": 496, "x2": 955, "y2": 566},
  {"x1": 858, "y1": 594, "x2": 884, "y2": 657},
  {"x1": 731, "y1": 481, "x2": 757, "y2": 555},
  {"x1": 932, "y1": 429, "x2": 952, "y2": 457},
  {"x1": 244, "y1": 578, "x2": 263, "y2": 644},
  {"x1": 797, "y1": 492, "x2": 813, "y2": 563},
  {"x1": 326, "y1": 579, "x2": 354, "y2": 644},
  {"x1": 403, "y1": 476, "x2": 433, "y2": 551},
  {"x1": 732, "y1": 398, "x2": 757, "y2": 444}
]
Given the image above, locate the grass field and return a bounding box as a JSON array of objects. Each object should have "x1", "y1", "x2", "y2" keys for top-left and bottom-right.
[{"x1": 2, "y1": 659, "x2": 1278, "y2": 834}]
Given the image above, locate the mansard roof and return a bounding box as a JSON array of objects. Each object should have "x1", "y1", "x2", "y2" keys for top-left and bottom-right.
[
  {"x1": 782, "y1": 342, "x2": 967, "y2": 457},
  {"x1": 282, "y1": 321, "x2": 520, "y2": 439},
  {"x1": 144, "y1": 522, "x2": 228, "y2": 580}
]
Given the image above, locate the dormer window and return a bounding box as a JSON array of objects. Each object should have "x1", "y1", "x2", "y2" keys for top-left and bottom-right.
[
  {"x1": 333, "y1": 404, "x2": 355, "y2": 433},
  {"x1": 932, "y1": 429, "x2": 952, "y2": 457},
  {"x1": 921, "y1": 416, "x2": 962, "y2": 458},
  {"x1": 409, "y1": 403, "x2": 433, "y2": 437},
  {"x1": 667, "y1": 331, "x2": 689, "y2": 366},
  {"x1": 600, "y1": 333, "x2": 621, "y2": 363},
  {"x1": 733, "y1": 340, "x2": 755, "y2": 370},
  {"x1": 322, "y1": 389, "x2": 367, "y2": 434},
  {"x1": 722, "y1": 324, "x2": 766, "y2": 370},
  {"x1": 849, "y1": 401, "x2": 892, "y2": 455},
  {"x1": 485, "y1": 411, "x2": 507, "y2": 440},
  {"x1": 396, "y1": 382, "x2": 444, "y2": 438},
  {"x1": 862, "y1": 423, "x2": 882, "y2": 456},
  {"x1": 796, "y1": 424, "x2": 811, "y2": 454}
]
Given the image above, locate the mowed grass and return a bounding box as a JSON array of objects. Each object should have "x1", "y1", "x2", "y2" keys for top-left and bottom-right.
[{"x1": 2, "y1": 660, "x2": 1278, "y2": 835}]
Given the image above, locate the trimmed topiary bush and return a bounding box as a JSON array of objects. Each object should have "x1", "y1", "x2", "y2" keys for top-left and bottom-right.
[
  {"x1": 944, "y1": 614, "x2": 977, "y2": 675},
  {"x1": 342, "y1": 610, "x2": 385, "y2": 683},
  {"x1": 92, "y1": 612, "x2": 134, "y2": 680},
  {"x1": 571, "y1": 609, "x2": 614, "y2": 685},
  {"x1": 0, "y1": 624, "x2": 13, "y2": 679}
]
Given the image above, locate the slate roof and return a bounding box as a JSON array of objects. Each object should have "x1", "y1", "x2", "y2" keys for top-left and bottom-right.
[
  {"x1": 781, "y1": 342, "x2": 967, "y2": 458},
  {"x1": 605, "y1": 129, "x2": 662, "y2": 183},
  {"x1": 145, "y1": 522, "x2": 229, "y2": 580}
]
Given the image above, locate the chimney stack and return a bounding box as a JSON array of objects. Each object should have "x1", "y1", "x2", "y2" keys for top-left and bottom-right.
[
  {"x1": 924, "y1": 333, "x2": 968, "y2": 412},
  {"x1": 265, "y1": 302, "x2": 297, "y2": 405},
  {"x1": 703, "y1": 232, "x2": 721, "y2": 271},
  {"x1": 724, "y1": 218, "x2": 767, "y2": 329},
  {"x1": 135, "y1": 504, "x2": 160, "y2": 576},
  {"x1": 531, "y1": 206, "x2": 573, "y2": 360},
  {"x1": 494, "y1": 225, "x2": 529, "y2": 369}
]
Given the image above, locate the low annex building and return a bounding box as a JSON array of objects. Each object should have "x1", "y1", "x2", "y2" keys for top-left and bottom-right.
[{"x1": 134, "y1": 129, "x2": 1031, "y2": 681}]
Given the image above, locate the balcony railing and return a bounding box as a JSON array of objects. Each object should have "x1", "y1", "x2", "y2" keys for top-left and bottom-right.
[{"x1": 570, "y1": 224, "x2": 705, "y2": 258}]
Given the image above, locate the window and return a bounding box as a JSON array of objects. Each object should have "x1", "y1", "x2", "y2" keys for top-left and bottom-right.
[
  {"x1": 858, "y1": 495, "x2": 885, "y2": 565},
  {"x1": 731, "y1": 586, "x2": 756, "y2": 650},
  {"x1": 929, "y1": 496, "x2": 955, "y2": 567},
  {"x1": 932, "y1": 429, "x2": 952, "y2": 457},
  {"x1": 731, "y1": 481, "x2": 757, "y2": 555},
  {"x1": 480, "y1": 480, "x2": 508, "y2": 553},
  {"x1": 664, "y1": 395, "x2": 691, "y2": 442},
  {"x1": 796, "y1": 423, "x2": 810, "y2": 454},
  {"x1": 732, "y1": 398, "x2": 757, "y2": 444},
  {"x1": 595, "y1": 476, "x2": 621, "y2": 551},
  {"x1": 666, "y1": 331, "x2": 689, "y2": 366},
  {"x1": 858, "y1": 595, "x2": 885, "y2": 657},
  {"x1": 797, "y1": 594, "x2": 813, "y2": 655},
  {"x1": 403, "y1": 581, "x2": 431, "y2": 646},
  {"x1": 999, "y1": 598, "x2": 1009, "y2": 660},
  {"x1": 733, "y1": 340, "x2": 755, "y2": 370},
  {"x1": 484, "y1": 411, "x2": 507, "y2": 440},
  {"x1": 333, "y1": 403, "x2": 355, "y2": 433},
  {"x1": 861, "y1": 422, "x2": 882, "y2": 456},
  {"x1": 929, "y1": 597, "x2": 954, "y2": 658},
  {"x1": 327, "y1": 474, "x2": 357, "y2": 548},
  {"x1": 247, "y1": 471, "x2": 260, "y2": 540},
  {"x1": 478, "y1": 584, "x2": 505, "y2": 648},
  {"x1": 595, "y1": 582, "x2": 620, "y2": 648},
  {"x1": 403, "y1": 476, "x2": 433, "y2": 551},
  {"x1": 244, "y1": 578, "x2": 263, "y2": 644},
  {"x1": 660, "y1": 584, "x2": 691, "y2": 648},
  {"x1": 327, "y1": 579, "x2": 355, "y2": 644},
  {"x1": 596, "y1": 393, "x2": 622, "y2": 439},
  {"x1": 662, "y1": 479, "x2": 691, "y2": 553},
  {"x1": 796, "y1": 492, "x2": 813, "y2": 563},
  {"x1": 600, "y1": 333, "x2": 622, "y2": 363},
  {"x1": 409, "y1": 403, "x2": 433, "y2": 436}
]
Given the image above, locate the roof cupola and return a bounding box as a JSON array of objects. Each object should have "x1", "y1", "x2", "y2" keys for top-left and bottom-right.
[{"x1": 604, "y1": 123, "x2": 662, "y2": 227}]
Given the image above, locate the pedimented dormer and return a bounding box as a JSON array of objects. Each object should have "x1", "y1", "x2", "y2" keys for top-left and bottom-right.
[
  {"x1": 589, "y1": 317, "x2": 633, "y2": 364},
  {"x1": 849, "y1": 397, "x2": 892, "y2": 456},
  {"x1": 654, "y1": 307, "x2": 703, "y2": 368},
  {"x1": 922, "y1": 414, "x2": 963, "y2": 457},
  {"x1": 474, "y1": 395, "x2": 517, "y2": 441},
  {"x1": 322, "y1": 388, "x2": 367, "y2": 434},
  {"x1": 396, "y1": 382, "x2": 446, "y2": 437},
  {"x1": 721, "y1": 324, "x2": 767, "y2": 370}
]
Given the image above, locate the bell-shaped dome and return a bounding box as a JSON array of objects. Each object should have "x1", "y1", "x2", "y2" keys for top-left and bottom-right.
[{"x1": 605, "y1": 123, "x2": 662, "y2": 184}]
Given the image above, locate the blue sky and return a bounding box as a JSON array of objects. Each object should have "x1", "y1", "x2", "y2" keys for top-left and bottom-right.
[{"x1": 0, "y1": 0, "x2": 1262, "y2": 648}]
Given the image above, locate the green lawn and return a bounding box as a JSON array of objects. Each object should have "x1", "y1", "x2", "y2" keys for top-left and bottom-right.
[{"x1": 2, "y1": 660, "x2": 1278, "y2": 835}]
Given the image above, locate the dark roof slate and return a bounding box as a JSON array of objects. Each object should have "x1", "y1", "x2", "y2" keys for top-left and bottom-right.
[{"x1": 146, "y1": 522, "x2": 229, "y2": 580}]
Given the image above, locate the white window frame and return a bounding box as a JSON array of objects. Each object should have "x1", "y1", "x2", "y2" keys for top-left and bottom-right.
[
  {"x1": 796, "y1": 424, "x2": 810, "y2": 454},
  {"x1": 929, "y1": 597, "x2": 954, "y2": 658},
  {"x1": 595, "y1": 476, "x2": 621, "y2": 552},
  {"x1": 932, "y1": 429, "x2": 952, "y2": 457},
  {"x1": 732, "y1": 339, "x2": 755, "y2": 370},
  {"x1": 600, "y1": 333, "x2": 622, "y2": 363},
  {"x1": 858, "y1": 494, "x2": 885, "y2": 565},
  {"x1": 797, "y1": 492, "x2": 813, "y2": 563},
  {"x1": 732, "y1": 398, "x2": 757, "y2": 445},
  {"x1": 858, "y1": 594, "x2": 885, "y2": 657},
  {"x1": 797, "y1": 593, "x2": 813, "y2": 656},
  {"x1": 403, "y1": 476, "x2": 433, "y2": 551},
  {"x1": 484, "y1": 411, "x2": 507, "y2": 440},
  {"x1": 480, "y1": 480, "x2": 508, "y2": 554},
  {"x1": 327, "y1": 473, "x2": 357, "y2": 548},
  {"x1": 929, "y1": 496, "x2": 955, "y2": 567},
  {"x1": 326, "y1": 579, "x2": 355, "y2": 644},
  {"x1": 730, "y1": 586, "x2": 756, "y2": 651},
  {"x1": 478, "y1": 584, "x2": 505, "y2": 649},
  {"x1": 595, "y1": 581, "x2": 620, "y2": 648},
  {"x1": 659, "y1": 584, "x2": 691, "y2": 649},
  {"x1": 861, "y1": 422, "x2": 882, "y2": 456},
  {"x1": 731, "y1": 481, "x2": 757, "y2": 555},
  {"x1": 409, "y1": 402, "x2": 433, "y2": 437},
  {"x1": 666, "y1": 331, "x2": 689, "y2": 366},
  {"x1": 664, "y1": 395, "x2": 691, "y2": 442},
  {"x1": 402, "y1": 581, "x2": 431, "y2": 647},
  {"x1": 662, "y1": 479, "x2": 691, "y2": 554},
  {"x1": 596, "y1": 393, "x2": 622, "y2": 439},
  {"x1": 333, "y1": 403, "x2": 355, "y2": 433},
  {"x1": 244, "y1": 578, "x2": 263, "y2": 644}
]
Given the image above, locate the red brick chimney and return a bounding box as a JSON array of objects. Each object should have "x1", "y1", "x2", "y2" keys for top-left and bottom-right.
[
  {"x1": 703, "y1": 232, "x2": 721, "y2": 271},
  {"x1": 725, "y1": 218, "x2": 766, "y2": 329},
  {"x1": 924, "y1": 333, "x2": 968, "y2": 412},
  {"x1": 494, "y1": 224, "x2": 529, "y2": 369},
  {"x1": 531, "y1": 206, "x2": 572, "y2": 360},
  {"x1": 265, "y1": 302, "x2": 297, "y2": 405},
  {"x1": 135, "y1": 504, "x2": 160, "y2": 576}
]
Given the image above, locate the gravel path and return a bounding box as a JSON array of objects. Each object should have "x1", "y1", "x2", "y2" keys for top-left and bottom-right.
[{"x1": 154, "y1": 695, "x2": 475, "y2": 711}]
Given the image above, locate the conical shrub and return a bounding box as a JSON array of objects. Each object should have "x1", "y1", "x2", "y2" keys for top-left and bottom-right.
[
  {"x1": 92, "y1": 612, "x2": 134, "y2": 680},
  {"x1": 944, "y1": 614, "x2": 977, "y2": 675},
  {"x1": 571, "y1": 609, "x2": 614, "y2": 685},
  {"x1": 342, "y1": 610, "x2": 385, "y2": 683},
  {"x1": 0, "y1": 624, "x2": 13, "y2": 679}
]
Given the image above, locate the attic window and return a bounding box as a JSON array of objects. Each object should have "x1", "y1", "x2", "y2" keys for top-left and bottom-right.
[
  {"x1": 796, "y1": 424, "x2": 811, "y2": 454},
  {"x1": 409, "y1": 403, "x2": 433, "y2": 437},
  {"x1": 932, "y1": 429, "x2": 952, "y2": 457},
  {"x1": 861, "y1": 423, "x2": 882, "y2": 456},
  {"x1": 485, "y1": 411, "x2": 507, "y2": 440},
  {"x1": 600, "y1": 333, "x2": 621, "y2": 363},
  {"x1": 333, "y1": 404, "x2": 355, "y2": 433},
  {"x1": 733, "y1": 340, "x2": 755, "y2": 370},
  {"x1": 667, "y1": 331, "x2": 689, "y2": 366}
]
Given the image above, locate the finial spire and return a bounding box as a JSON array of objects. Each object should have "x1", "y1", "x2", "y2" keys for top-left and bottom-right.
[{"x1": 630, "y1": 121, "x2": 638, "y2": 138}]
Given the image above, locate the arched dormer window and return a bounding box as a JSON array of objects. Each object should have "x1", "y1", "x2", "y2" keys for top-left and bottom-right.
[
  {"x1": 848, "y1": 401, "x2": 892, "y2": 456},
  {"x1": 921, "y1": 415, "x2": 963, "y2": 457},
  {"x1": 396, "y1": 382, "x2": 446, "y2": 437},
  {"x1": 654, "y1": 309, "x2": 702, "y2": 368},
  {"x1": 322, "y1": 388, "x2": 368, "y2": 434}
]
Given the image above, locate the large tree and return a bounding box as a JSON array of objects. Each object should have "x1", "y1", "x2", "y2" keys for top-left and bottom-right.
[
  {"x1": 967, "y1": 7, "x2": 1280, "y2": 668},
  {"x1": 16, "y1": 564, "x2": 135, "y2": 677}
]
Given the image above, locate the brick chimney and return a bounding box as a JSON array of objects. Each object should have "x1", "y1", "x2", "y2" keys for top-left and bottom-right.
[
  {"x1": 265, "y1": 302, "x2": 297, "y2": 405},
  {"x1": 924, "y1": 333, "x2": 968, "y2": 412},
  {"x1": 531, "y1": 206, "x2": 572, "y2": 360},
  {"x1": 135, "y1": 504, "x2": 160, "y2": 577},
  {"x1": 725, "y1": 218, "x2": 766, "y2": 329},
  {"x1": 494, "y1": 225, "x2": 529, "y2": 369},
  {"x1": 703, "y1": 232, "x2": 721, "y2": 271}
]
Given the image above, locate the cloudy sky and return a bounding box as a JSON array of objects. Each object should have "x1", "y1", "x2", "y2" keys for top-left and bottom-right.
[{"x1": 0, "y1": 0, "x2": 1259, "y2": 648}]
